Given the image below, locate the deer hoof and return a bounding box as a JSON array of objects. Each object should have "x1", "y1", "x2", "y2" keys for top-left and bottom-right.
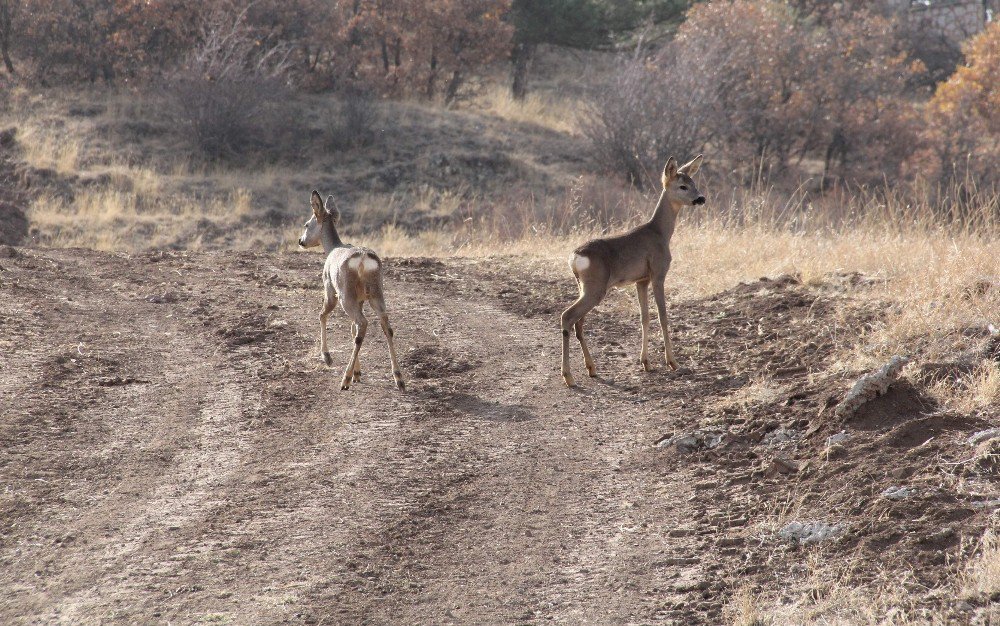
[
  {"x1": 353, "y1": 370, "x2": 361, "y2": 382},
  {"x1": 396, "y1": 379, "x2": 406, "y2": 391},
  {"x1": 641, "y1": 359, "x2": 652, "y2": 372},
  {"x1": 563, "y1": 373, "x2": 575, "y2": 387},
  {"x1": 667, "y1": 358, "x2": 679, "y2": 371},
  {"x1": 586, "y1": 366, "x2": 597, "y2": 377},
  {"x1": 341, "y1": 379, "x2": 351, "y2": 390},
  {"x1": 322, "y1": 352, "x2": 333, "y2": 366}
]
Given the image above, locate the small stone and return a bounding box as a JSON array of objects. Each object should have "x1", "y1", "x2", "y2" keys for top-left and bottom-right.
[
  {"x1": 766, "y1": 456, "x2": 800, "y2": 477},
  {"x1": 971, "y1": 499, "x2": 1000, "y2": 510},
  {"x1": 968, "y1": 428, "x2": 1000, "y2": 446},
  {"x1": 882, "y1": 486, "x2": 916, "y2": 500},
  {"x1": 779, "y1": 521, "x2": 846, "y2": 544},
  {"x1": 827, "y1": 432, "x2": 850, "y2": 446},
  {"x1": 654, "y1": 429, "x2": 727, "y2": 453}
]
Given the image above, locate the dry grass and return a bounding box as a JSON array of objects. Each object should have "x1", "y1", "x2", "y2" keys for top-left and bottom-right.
[
  {"x1": 961, "y1": 529, "x2": 1000, "y2": 600},
  {"x1": 472, "y1": 84, "x2": 581, "y2": 135},
  {"x1": 28, "y1": 187, "x2": 252, "y2": 251},
  {"x1": 924, "y1": 360, "x2": 1000, "y2": 413}
]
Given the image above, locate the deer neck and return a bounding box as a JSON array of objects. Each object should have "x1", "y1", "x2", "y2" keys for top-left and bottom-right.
[
  {"x1": 649, "y1": 190, "x2": 680, "y2": 241},
  {"x1": 321, "y1": 220, "x2": 345, "y2": 254}
]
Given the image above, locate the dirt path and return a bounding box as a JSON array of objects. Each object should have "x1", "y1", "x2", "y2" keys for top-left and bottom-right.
[{"x1": 1, "y1": 248, "x2": 996, "y2": 625}]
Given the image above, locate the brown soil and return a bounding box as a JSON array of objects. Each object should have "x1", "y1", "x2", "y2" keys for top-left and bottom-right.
[{"x1": 1, "y1": 249, "x2": 997, "y2": 624}]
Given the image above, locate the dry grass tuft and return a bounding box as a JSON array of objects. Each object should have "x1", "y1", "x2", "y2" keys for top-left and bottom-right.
[
  {"x1": 961, "y1": 530, "x2": 1000, "y2": 600},
  {"x1": 473, "y1": 84, "x2": 581, "y2": 135}
]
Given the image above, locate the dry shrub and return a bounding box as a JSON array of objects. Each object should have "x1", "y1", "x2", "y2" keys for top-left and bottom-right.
[
  {"x1": 585, "y1": 1, "x2": 922, "y2": 188},
  {"x1": 162, "y1": 6, "x2": 300, "y2": 162},
  {"x1": 582, "y1": 55, "x2": 710, "y2": 188},
  {"x1": 326, "y1": 87, "x2": 380, "y2": 151}
]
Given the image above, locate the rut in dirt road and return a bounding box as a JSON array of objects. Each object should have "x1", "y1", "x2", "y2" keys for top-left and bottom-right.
[{"x1": 2, "y1": 249, "x2": 995, "y2": 625}]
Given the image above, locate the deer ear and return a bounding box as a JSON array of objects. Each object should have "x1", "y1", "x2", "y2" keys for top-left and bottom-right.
[
  {"x1": 311, "y1": 190, "x2": 325, "y2": 221},
  {"x1": 662, "y1": 157, "x2": 678, "y2": 188},
  {"x1": 325, "y1": 195, "x2": 340, "y2": 224},
  {"x1": 678, "y1": 154, "x2": 703, "y2": 176}
]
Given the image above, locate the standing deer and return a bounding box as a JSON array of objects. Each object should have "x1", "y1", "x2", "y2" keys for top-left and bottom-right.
[
  {"x1": 298, "y1": 190, "x2": 405, "y2": 391},
  {"x1": 560, "y1": 155, "x2": 705, "y2": 387}
]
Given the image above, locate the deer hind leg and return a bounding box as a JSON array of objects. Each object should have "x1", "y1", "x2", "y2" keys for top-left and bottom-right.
[
  {"x1": 369, "y1": 296, "x2": 405, "y2": 391},
  {"x1": 350, "y1": 322, "x2": 362, "y2": 382},
  {"x1": 652, "y1": 278, "x2": 679, "y2": 370},
  {"x1": 341, "y1": 300, "x2": 367, "y2": 391},
  {"x1": 560, "y1": 285, "x2": 604, "y2": 387},
  {"x1": 574, "y1": 314, "x2": 596, "y2": 377},
  {"x1": 319, "y1": 285, "x2": 339, "y2": 367},
  {"x1": 637, "y1": 279, "x2": 652, "y2": 371}
]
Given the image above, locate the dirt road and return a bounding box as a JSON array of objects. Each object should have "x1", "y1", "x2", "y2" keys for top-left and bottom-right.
[{"x1": 1, "y1": 247, "x2": 996, "y2": 624}]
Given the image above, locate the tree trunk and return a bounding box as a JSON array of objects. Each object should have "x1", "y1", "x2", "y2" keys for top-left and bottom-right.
[
  {"x1": 426, "y1": 47, "x2": 438, "y2": 100},
  {"x1": 1, "y1": 40, "x2": 13, "y2": 75},
  {"x1": 444, "y1": 70, "x2": 463, "y2": 106},
  {"x1": 510, "y1": 42, "x2": 535, "y2": 100}
]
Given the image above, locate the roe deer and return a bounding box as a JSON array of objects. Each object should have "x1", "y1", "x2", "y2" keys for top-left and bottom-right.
[
  {"x1": 560, "y1": 155, "x2": 705, "y2": 387},
  {"x1": 298, "y1": 190, "x2": 405, "y2": 391}
]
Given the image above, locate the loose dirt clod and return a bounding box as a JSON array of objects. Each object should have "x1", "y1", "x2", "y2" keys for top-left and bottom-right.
[{"x1": 834, "y1": 355, "x2": 909, "y2": 420}]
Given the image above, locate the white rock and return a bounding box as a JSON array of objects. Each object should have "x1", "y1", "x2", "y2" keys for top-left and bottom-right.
[
  {"x1": 655, "y1": 429, "x2": 726, "y2": 453},
  {"x1": 882, "y1": 486, "x2": 915, "y2": 500},
  {"x1": 968, "y1": 428, "x2": 1000, "y2": 446},
  {"x1": 779, "y1": 521, "x2": 846, "y2": 544},
  {"x1": 827, "y1": 432, "x2": 850, "y2": 446},
  {"x1": 834, "y1": 356, "x2": 909, "y2": 420}
]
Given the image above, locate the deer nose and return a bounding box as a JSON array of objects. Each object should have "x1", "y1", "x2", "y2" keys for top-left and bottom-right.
[
  {"x1": 693, "y1": 196, "x2": 706, "y2": 205},
  {"x1": 297, "y1": 238, "x2": 305, "y2": 247}
]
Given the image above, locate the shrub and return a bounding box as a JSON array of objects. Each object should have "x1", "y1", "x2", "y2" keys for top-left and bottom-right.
[
  {"x1": 162, "y1": 6, "x2": 299, "y2": 161},
  {"x1": 327, "y1": 87, "x2": 381, "y2": 151},
  {"x1": 582, "y1": 52, "x2": 714, "y2": 188}
]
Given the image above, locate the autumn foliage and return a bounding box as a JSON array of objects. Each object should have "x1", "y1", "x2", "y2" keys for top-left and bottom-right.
[
  {"x1": 924, "y1": 21, "x2": 1000, "y2": 184},
  {"x1": 4, "y1": 0, "x2": 511, "y2": 102}
]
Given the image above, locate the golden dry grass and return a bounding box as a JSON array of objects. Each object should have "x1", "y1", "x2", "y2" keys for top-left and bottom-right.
[
  {"x1": 961, "y1": 529, "x2": 1000, "y2": 600},
  {"x1": 471, "y1": 84, "x2": 582, "y2": 134}
]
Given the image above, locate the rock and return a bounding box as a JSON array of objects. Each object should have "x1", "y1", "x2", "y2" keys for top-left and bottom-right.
[
  {"x1": 763, "y1": 427, "x2": 797, "y2": 446},
  {"x1": 968, "y1": 428, "x2": 1000, "y2": 446},
  {"x1": 0, "y1": 126, "x2": 16, "y2": 148},
  {"x1": 655, "y1": 429, "x2": 726, "y2": 453},
  {"x1": 825, "y1": 443, "x2": 848, "y2": 460},
  {"x1": 146, "y1": 292, "x2": 179, "y2": 304},
  {"x1": 827, "y1": 432, "x2": 850, "y2": 446},
  {"x1": 971, "y1": 499, "x2": 1000, "y2": 510},
  {"x1": 882, "y1": 486, "x2": 916, "y2": 500},
  {"x1": 765, "y1": 456, "x2": 801, "y2": 477},
  {"x1": 834, "y1": 356, "x2": 909, "y2": 420},
  {"x1": 779, "y1": 521, "x2": 846, "y2": 544}
]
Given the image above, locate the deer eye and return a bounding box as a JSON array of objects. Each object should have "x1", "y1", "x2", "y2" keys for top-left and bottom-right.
[{"x1": 679, "y1": 185, "x2": 688, "y2": 190}]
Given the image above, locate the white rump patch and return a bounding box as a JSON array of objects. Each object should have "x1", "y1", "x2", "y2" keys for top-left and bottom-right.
[
  {"x1": 362, "y1": 256, "x2": 379, "y2": 272},
  {"x1": 348, "y1": 256, "x2": 363, "y2": 271},
  {"x1": 572, "y1": 254, "x2": 591, "y2": 273}
]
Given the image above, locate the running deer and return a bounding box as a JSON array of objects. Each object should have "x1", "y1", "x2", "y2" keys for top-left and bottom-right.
[
  {"x1": 560, "y1": 155, "x2": 705, "y2": 387},
  {"x1": 298, "y1": 190, "x2": 405, "y2": 391}
]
